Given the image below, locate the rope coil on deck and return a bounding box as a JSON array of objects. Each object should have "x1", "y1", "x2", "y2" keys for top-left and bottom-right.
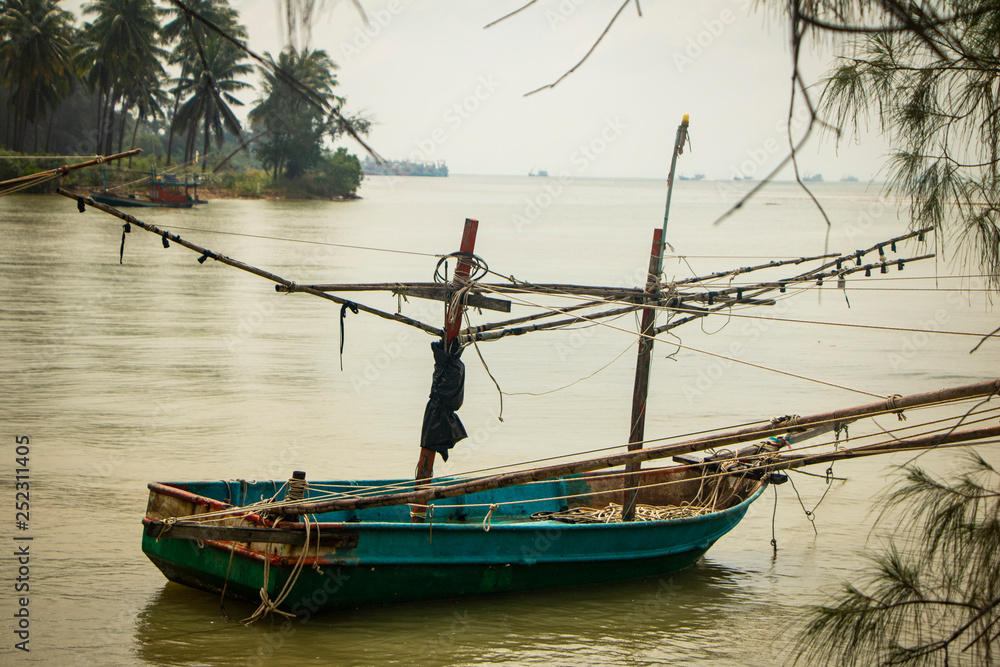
[{"x1": 531, "y1": 502, "x2": 714, "y2": 524}]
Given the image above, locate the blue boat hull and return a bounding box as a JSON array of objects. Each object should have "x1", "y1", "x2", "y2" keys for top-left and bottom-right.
[{"x1": 141, "y1": 468, "x2": 766, "y2": 615}]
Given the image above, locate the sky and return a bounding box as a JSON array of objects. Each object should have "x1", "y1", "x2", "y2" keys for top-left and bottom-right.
[{"x1": 74, "y1": 0, "x2": 892, "y2": 180}]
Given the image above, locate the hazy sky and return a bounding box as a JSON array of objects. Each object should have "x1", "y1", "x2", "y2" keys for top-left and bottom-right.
[{"x1": 77, "y1": 0, "x2": 893, "y2": 180}]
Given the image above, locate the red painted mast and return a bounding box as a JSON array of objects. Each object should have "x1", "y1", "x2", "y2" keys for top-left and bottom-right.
[{"x1": 412, "y1": 218, "x2": 479, "y2": 523}]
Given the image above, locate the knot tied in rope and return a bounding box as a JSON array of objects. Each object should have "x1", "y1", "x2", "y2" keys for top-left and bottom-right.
[
  {"x1": 885, "y1": 394, "x2": 907, "y2": 421},
  {"x1": 483, "y1": 503, "x2": 500, "y2": 532}
]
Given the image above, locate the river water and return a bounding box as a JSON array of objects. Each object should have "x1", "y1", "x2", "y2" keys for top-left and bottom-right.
[{"x1": 1, "y1": 175, "x2": 996, "y2": 666}]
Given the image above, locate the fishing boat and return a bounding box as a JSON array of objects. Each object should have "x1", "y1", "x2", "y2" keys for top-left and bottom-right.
[
  {"x1": 49, "y1": 117, "x2": 1000, "y2": 620},
  {"x1": 140, "y1": 467, "x2": 768, "y2": 615},
  {"x1": 90, "y1": 168, "x2": 204, "y2": 208},
  {"x1": 135, "y1": 377, "x2": 999, "y2": 617}
]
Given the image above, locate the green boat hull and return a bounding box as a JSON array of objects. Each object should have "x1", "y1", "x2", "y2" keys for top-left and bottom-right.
[{"x1": 141, "y1": 470, "x2": 766, "y2": 615}]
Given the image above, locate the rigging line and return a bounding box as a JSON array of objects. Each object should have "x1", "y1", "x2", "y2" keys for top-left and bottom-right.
[
  {"x1": 696, "y1": 284, "x2": 996, "y2": 294},
  {"x1": 178, "y1": 434, "x2": 1000, "y2": 523},
  {"x1": 181, "y1": 401, "x2": 1000, "y2": 519},
  {"x1": 664, "y1": 254, "x2": 848, "y2": 260},
  {"x1": 721, "y1": 274, "x2": 994, "y2": 284},
  {"x1": 285, "y1": 427, "x2": 1000, "y2": 514},
  {"x1": 303, "y1": 393, "x2": 1000, "y2": 504},
  {"x1": 483, "y1": 285, "x2": 883, "y2": 399},
  {"x1": 0, "y1": 155, "x2": 107, "y2": 159},
  {"x1": 225, "y1": 410, "x2": 1000, "y2": 511},
  {"x1": 178, "y1": 465, "x2": 753, "y2": 520},
  {"x1": 899, "y1": 391, "x2": 999, "y2": 467},
  {"x1": 151, "y1": 224, "x2": 441, "y2": 258},
  {"x1": 675, "y1": 341, "x2": 883, "y2": 398},
  {"x1": 430, "y1": 398, "x2": 1000, "y2": 493},
  {"x1": 503, "y1": 339, "x2": 637, "y2": 397},
  {"x1": 772, "y1": 411, "x2": 1000, "y2": 460},
  {"x1": 464, "y1": 310, "x2": 505, "y2": 422},
  {"x1": 310, "y1": 416, "x2": 774, "y2": 496},
  {"x1": 645, "y1": 302, "x2": 994, "y2": 338},
  {"x1": 530, "y1": 309, "x2": 635, "y2": 333},
  {"x1": 797, "y1": 287, "x2": 996, "y2": 292},
  {"x1": 0, "y1": 173, "x2": 61, "y2": 196},
  {"x1": 318, "y1": 399, "x2": 982, "y2": 504},
  {"x1": 58, "y1": 190, "x2": 444, "y2": 337}
]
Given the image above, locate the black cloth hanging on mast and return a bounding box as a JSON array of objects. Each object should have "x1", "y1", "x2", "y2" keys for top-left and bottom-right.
[{"x1": 419, "y1": 339, "x2": 468, "y2": 461}]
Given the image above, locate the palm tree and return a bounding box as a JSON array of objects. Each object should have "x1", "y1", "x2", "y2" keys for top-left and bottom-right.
[
  {"x1": 161, "y1": 0, "x2": 246, "y2": 165},
  {"x1": 0, "y1": 0, "x2": 76, "y2": 151},
  {"x1": 249, "y1": 47, "x2": 341, "y2": 180},
  {"x1": 79, "y1": 0, "x2": 166, "y2": 155},
  {"x1": 171, "y1": 32, "x2": 252, "y2": 171}
]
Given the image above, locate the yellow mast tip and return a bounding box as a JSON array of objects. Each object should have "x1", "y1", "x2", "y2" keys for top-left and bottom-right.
[{"x1": 682, "y1": 114, "x2": 690, "y2": 123}]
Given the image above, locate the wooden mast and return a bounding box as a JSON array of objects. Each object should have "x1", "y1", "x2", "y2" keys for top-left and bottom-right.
[
  {"x1": 623, "y1": 114, "x2": 689, "y2": 521},
  {"x1": 412, "y1": 217, "x2": 479, "y2": 523},
  {"x1": 622, "y1": 229, "x2": 664, "y2": 519}
]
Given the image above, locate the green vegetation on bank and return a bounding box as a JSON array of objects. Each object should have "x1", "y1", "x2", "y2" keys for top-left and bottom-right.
[{"x1": 0, "y1": 0, "x2": 366, "y2": 199}]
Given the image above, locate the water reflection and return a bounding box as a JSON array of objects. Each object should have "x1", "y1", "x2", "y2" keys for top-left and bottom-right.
[{"x1": 135, "y1": 560, "x2": 786, "y2": 666}]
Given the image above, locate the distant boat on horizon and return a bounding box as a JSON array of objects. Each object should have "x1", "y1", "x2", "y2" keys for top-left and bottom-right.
[
  {"x1": 803, "y1": 173, "x2": 823, "y2": 182},
  {"x1": 679, "y1": 174, "x2": 705, "y2": 181},
  {"x1": 529, "y1": 169, "x2": 549, "y2": 177},
  {"x1": 840, "y1": 174, "x2": 859, "y2": 182}
]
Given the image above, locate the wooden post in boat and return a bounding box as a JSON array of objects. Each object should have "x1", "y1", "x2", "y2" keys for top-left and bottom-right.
[
  {"x1": 623, "y1": 114, "x2": 689, "y2": 521},
  {"x1": 622, "y1": 229, "x2": 664, "y2": 520},
  {"x1": 412, "y1": 217, "x2": 479, "y2": 523}
]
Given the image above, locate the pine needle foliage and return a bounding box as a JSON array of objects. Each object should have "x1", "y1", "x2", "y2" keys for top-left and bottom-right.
[
  {"x1": 792, "y1": 451, "x2": 1000, "y2": 666},
  {"x1": 804, "y1": 1, "x2": 1000, "y2": 291}
]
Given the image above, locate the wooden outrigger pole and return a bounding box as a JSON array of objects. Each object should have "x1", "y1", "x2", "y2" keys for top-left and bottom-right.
[
  {"x1": 623, "y1": 114, "x2": 689, "y2": 520},
  {"x1": 268, "y1": 379, "x2": 1000, "y2": 516},
  {"x1": 0, "y1": 149, "x2": 142, "y2": 196}
]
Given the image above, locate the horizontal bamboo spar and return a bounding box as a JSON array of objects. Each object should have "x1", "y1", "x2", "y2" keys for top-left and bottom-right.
[
  {"x1": 0, "y1": 149, "x2": 142, "y2": 187},
  {"x1": 286, "y1": 282, "x2": 652, "y2": 300},
  {"x1": 673, "y1": 252, "x2": 840, "y2": 286},
  {"x1": 771, "y1": 424, "x2": 1000, "y2": 472},
  {"x1": 279, "y1": 378, "x2": 1000, "y2": 515},
  {"x1": 56, "y1": 189, "x2": 443, "y2": 337}
]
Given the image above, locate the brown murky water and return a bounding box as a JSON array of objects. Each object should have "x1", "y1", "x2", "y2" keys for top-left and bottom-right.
[{"x1": 1, "y1": 175, "x2": 996, "y2": 665}]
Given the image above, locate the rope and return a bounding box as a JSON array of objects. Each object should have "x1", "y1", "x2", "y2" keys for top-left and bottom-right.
[
  {"x1": 151, "y1": 398, "x2": 1000, "y2": 527},
  {"x1": 885, "y1": 393, "x2": 908, "y2": 421},
  {"x1": 531, "y1": 502, "x2": 714, "y2": 524},
  {"x1": 154, "y1": 224, "x2": 440, "y2": 258},
  {"x1": 242, "y1": 515, "x2": 313, "y2": 624},
  {"x1": 786, "y1": 471, "x2": 837, "y2": 537},
  {"x1": 482, "y1": 503, "x2": 500, "y2": 532},
  {"x1": 479, "y1": 283, "x2": 884, "y2": 399},
  {"x1": 770, "y1": 483, "x2": 779, "y2": 555}
]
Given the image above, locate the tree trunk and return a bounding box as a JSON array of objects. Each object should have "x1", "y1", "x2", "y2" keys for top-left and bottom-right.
[
  {"x1": 202, "y1": 102, "x2": 211, "y2": 173},
  {"x1": 117, "y1": 107, "x2": 127, "y2": 154},
  {"x1": 165, "y1": 90, "x2": 182, "y2": 166},
  {"x1": 44, "y1": 112, "x2": 55, "y2": 154},
  {"x1": 95, "y1": 90, "x2": 104, "y2": 153},
  {"x1": 129, "y1": 117, "x2": 140, "y2": 167},
  {"x1": 103, "y1": 94, "x2": 117, "y2": 155}
]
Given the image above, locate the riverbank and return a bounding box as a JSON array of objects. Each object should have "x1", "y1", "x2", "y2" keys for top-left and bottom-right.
[{"x1": 1, "y1": 151, "x2": 364, "y2": 201}]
